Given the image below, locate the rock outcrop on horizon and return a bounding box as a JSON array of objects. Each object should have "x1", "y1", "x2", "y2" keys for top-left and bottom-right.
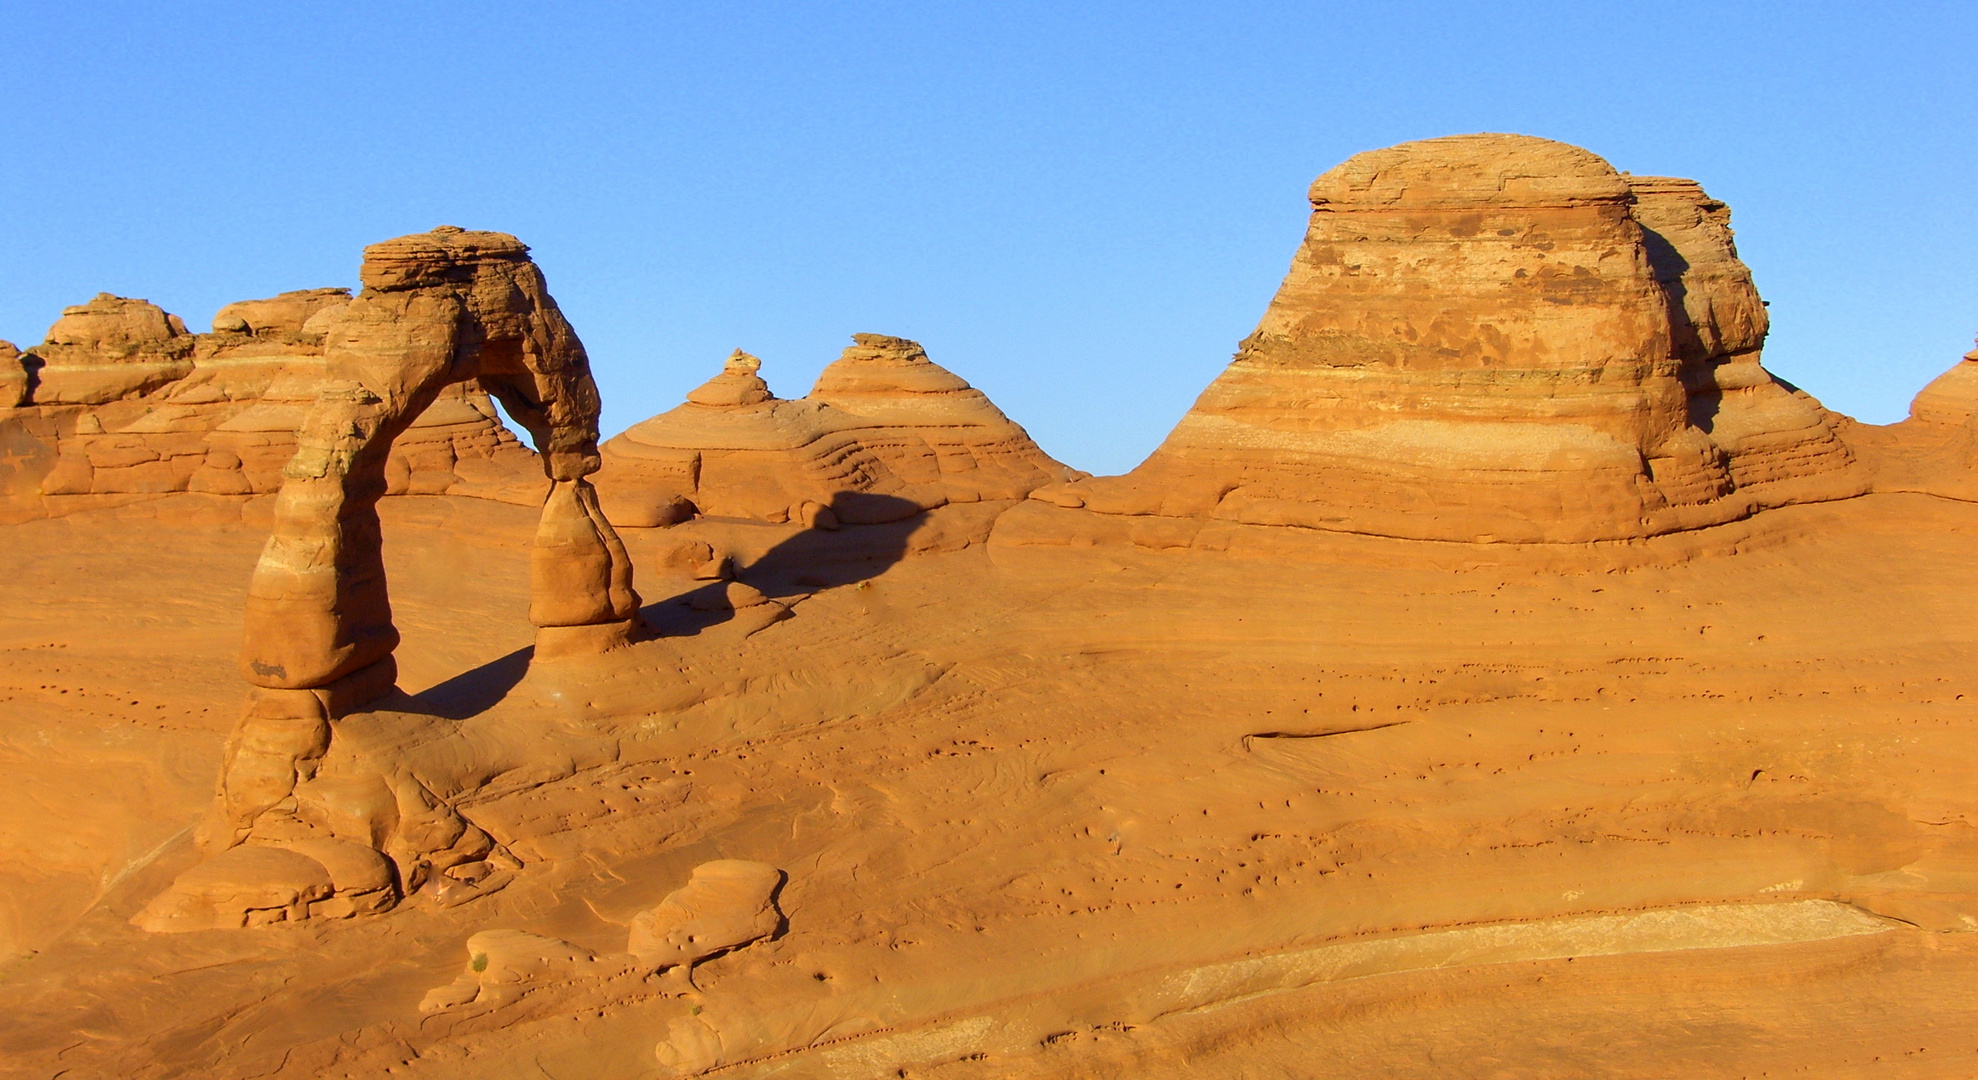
[
  {"x1": 1005, "y1": 134, "x2": 1865, "y2": 548},
  {"x1": 0, "y1": 288, "x2": 544, "y2": 518},
  {"x1": 597, "y1": 333, "x2": 1076, "y2": 527},
  {"x1": 1836, "y1": 345, "x2": 1978, "y2": 501}
]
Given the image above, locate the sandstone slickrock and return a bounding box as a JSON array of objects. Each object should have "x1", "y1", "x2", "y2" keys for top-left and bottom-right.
[
  {"x1": 418, "y1": 929, "x2": 622, "y2": 1013},
  {"x1": 12, "y1": 136, "x2": 1978, "y2": 1080},
  {"x1": 597, "y1": 334, "x2": 1076, "y2": 527},
  {"x1": 416, "y1": 860, "x2": 785, "y2": 1017},
  {"x1": 1006, "y1": 134, "x2": 1864, "y2": 548}
]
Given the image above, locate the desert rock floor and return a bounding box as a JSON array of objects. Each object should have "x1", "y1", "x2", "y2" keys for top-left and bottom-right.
[{"x1": 1, "y1": 492, "x2": 1974, "y2": 1077}]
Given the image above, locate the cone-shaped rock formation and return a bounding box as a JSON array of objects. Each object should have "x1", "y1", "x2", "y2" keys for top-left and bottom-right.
[{"x1": 597, "y1": 333, "x2": 1074, "y2": 526}]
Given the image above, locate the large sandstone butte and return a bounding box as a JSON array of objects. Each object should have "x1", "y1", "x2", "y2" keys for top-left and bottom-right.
[
  {"x1": 3, "y1": 137, "x2": 1978, "y2": 1079},
  {"x1": 1010, "y1": 134, "x2": 1865, "y2": 547}
]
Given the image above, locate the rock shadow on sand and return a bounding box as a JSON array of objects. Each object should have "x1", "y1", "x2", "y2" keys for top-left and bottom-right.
[{"x1": 640, "y1": 493, "x2": 924, "y2": 638}]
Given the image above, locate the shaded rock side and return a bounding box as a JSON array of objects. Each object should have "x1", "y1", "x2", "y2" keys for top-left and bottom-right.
[
  {"x1": 597, "y1": 334, "x2": 1075, "y2": 526},
  {"x1": 1011, "y1": 134, "x2": 1862, "y2": 546},
  {"x1": 1836, "y1": 347, "x2": 1978, "y2": 501},
  {"x1": 0, "y1": 287, "x2": 545, "y2": 512}
]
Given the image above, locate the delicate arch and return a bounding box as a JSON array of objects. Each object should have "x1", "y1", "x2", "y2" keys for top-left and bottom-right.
[{"x1": 240, "y1": 227, "x2": 639, "y2": 695}]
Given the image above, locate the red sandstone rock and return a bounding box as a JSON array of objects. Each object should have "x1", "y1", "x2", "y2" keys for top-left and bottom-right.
[
  {"x1": 210, "y1": 287, "x2": 352, "y2": 337},
  {"x1": 627, "y1": 860, "x2": 783, "y2": 973},
  {"x1": 1838, "y1": 346, "x2": 1978, "y2": 500},
  {"x1": 143, "y1": 228, "x2": 644, "y2": 935},
  {"x1": 0, "y1": 282, "x2": 546, "y2": 513}
]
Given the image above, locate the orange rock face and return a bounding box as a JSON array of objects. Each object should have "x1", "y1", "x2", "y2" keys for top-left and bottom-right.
[
  {"x1": 1014, "y1": 135, "x2": 1863, "y2": 546},
  {"x1": 0, "y1": 340, "x2": 24, "y2": 407},
  {"x1": 26, "y1": 293, "x2": 195, "y2": 405}
]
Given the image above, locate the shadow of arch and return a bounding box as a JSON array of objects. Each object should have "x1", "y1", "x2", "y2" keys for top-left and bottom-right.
[
  {"x1": 403, "y1": 644, "x2": 534, "y2": 720},
  {"x1": 393, "y1": 494, "x2": 926, "y2": 720},
  {"x1": 639, "y1": 494, "x2": 925, "y2": 638}
]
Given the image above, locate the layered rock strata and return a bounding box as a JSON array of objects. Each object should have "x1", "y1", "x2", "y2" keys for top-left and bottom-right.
[
  {"x1": 141, "y1": 228, "x2": 642, "y2": 932},
  {"x1": 0, "y1": 289, "x2": 543, "y2": 513},
  {"x1": 1013, "y1": 134, "x2": 1863, "y2": 546},
  {"x1": 598, "y1": 333, "x2": 1074, "y2": 526}
]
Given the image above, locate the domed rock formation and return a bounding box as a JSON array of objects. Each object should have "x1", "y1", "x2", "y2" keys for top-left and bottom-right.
[
  {"x1": 597, "y1": 333, "x2": 1074, "y2": 527},
  {"x1": 24, "y1": 293, "x2": 195, "y2": 405},
  {"x1": 1007, "y1": 134, "x2": 1864, "y2": 547}
]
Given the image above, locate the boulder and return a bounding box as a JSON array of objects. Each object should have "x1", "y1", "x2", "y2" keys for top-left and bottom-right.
[{"x1": 210, "y1": 287, "x2": 351, "y2": 337}]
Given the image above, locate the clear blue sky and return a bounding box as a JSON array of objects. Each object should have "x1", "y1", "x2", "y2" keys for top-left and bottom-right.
[{"x1": 3, "y1": 2, "x2": 1972, "y2": 474}]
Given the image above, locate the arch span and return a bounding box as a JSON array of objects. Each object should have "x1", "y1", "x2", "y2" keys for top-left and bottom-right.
[{"x1": 163, "y1": 230, "x2": 644, "y2": 919}]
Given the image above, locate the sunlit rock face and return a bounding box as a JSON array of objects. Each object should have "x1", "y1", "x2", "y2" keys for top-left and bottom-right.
[{"x1": 1027, "y1": 134, "x2": 1863, "y2": 544}]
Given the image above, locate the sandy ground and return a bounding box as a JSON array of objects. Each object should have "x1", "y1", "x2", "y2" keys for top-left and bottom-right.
[{"x1": 0, "y1": 490, "x2": 1974, "y2": 1078}]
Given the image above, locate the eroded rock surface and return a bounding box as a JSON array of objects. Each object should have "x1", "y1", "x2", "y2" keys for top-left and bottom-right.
[
  {"x1": 628, "y1": 859, "x2": 783, "y2": 972},
  {"x1": 7, "y1": 135, "x2": 1978, "y2": 1080}
]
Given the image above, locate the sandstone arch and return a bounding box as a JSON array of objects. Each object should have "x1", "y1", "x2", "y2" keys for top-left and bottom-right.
[
  {"x1": 183, "y1": 228, "x2": 642, "y2": 885},
  {"x1": 242, "y1": 226, "x2": 639, "y2": 698}
]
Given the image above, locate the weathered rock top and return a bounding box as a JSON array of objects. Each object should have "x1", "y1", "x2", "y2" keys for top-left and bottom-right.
[
  {"x1": 42, "y1": 293, "x2": 189, "y2": 355},
  {"x1": 1307, "y1": 132, "x2": 1631, "y2": 209}
]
